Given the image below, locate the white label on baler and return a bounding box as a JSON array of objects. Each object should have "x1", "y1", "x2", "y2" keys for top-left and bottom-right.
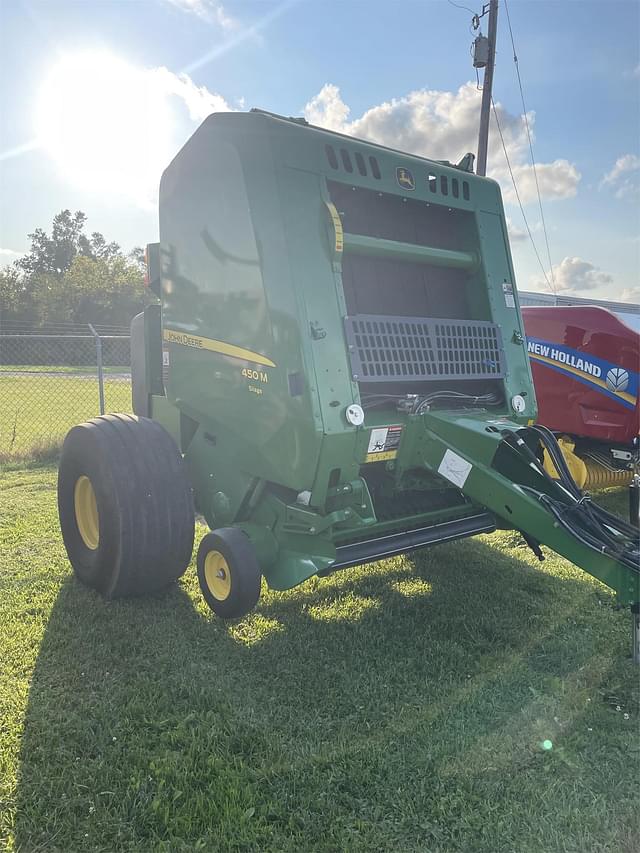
[
  {"x1": 368, "y1": 428, "x2": 389, "y2": 454},
  {"x1": 502, "y1": 281, "x2": 515, "y2": 308},
  {"x1": 438, "y1": 449, "x2": 472, "y2": 489}
]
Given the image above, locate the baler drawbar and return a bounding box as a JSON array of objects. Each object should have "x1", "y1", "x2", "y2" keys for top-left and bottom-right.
[{"x1": 57, "y1": 110, "x2": 640, "y2": 659}]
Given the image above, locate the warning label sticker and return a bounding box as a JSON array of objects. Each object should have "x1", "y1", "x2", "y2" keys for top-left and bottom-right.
[
  {"x1": 365, "y1": 425, "x2": 403, "y2": 462},
  {"x1": 502, "y1": 281, "x2": 515, "y2": 308},
  {"x1": 437, "y1": 449, "x2": 473, "y2": 488}
]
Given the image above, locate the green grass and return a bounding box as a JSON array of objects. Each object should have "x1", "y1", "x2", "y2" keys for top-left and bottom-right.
[
  {"x1": 0, "y1": 375, "x2": 131, "y2": 458},
  {"x1": 1, "y1": 466, "x2": 638, "y2": 852}
]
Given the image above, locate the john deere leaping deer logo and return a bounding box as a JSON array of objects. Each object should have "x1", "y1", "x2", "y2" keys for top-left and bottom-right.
[{"x1": 396, "y1": 167, "x2": 415, "y2": 191}]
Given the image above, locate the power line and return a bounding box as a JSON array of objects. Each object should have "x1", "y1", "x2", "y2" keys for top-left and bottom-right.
[
  {"x1": 447, "y1": 0, "x2": 479, "y2": 16},
  {"x1": 503, "y1": 0, "x2": 557, "y2": 292},
  {"x1": 491, "y1": 97, "x2": 554, "y2": 293}
]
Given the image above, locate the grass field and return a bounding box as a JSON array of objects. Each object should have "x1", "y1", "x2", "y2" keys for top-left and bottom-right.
[
  {"x1": 0, "y1": 374, "x2": 131, "y2": 459},
  {"x1": 1, "y1": 463, "x2": 638, "y2": 852}
]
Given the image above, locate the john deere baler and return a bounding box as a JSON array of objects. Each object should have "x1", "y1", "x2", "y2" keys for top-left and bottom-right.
[{"x1": 58, "y1": 110, "x2": 639, "y2": 654}]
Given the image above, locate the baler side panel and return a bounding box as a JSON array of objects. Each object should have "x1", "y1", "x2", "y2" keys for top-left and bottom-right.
[{"x1": 159, "y1": 117, "x2": 324, "y2": 521}]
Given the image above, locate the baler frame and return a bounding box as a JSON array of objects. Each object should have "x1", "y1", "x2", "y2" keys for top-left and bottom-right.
[{"x1": 57, "y1": 109, "x2": 640, "y2": 661}]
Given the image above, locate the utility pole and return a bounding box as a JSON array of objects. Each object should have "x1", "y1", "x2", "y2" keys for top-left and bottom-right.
[{"x1": 476, "y1": 0, "x2": 499, "y2": 176}]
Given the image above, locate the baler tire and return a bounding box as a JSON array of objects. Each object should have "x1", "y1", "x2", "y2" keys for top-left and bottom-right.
[
  {"x1": 57, "y1": 414, "x2": 195, "y2": 598},
  {"x1": 197, "y1": 529, "x2": 261, "y2": 619}
]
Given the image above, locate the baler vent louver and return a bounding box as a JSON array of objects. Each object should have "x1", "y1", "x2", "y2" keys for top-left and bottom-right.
[
  {"x1": 325, "y1": 144, "x2": 381, "y2": 181},
  {"x1": 325, "y1": 144, "x2": 471, "y2": 200},
  {"x1": 344, "y1": 314, "x2": 505, "y2": 382}
]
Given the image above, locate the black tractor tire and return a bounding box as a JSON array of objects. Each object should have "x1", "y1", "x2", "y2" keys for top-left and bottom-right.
[
  {"x1": 197, "y1": 528, "x2": 262, "y2": 619},
  {"x1": 58, "y1": 414, "x2": 195, "y2": 598}
]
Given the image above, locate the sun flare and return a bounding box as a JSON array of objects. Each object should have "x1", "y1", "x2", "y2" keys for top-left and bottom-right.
[{"x1": 36, "y1": 52, "x2": 172, "y2": 205}]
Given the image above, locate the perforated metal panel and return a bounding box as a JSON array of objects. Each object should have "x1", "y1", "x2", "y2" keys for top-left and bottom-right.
[{"x1": 344, "y1": 314, "x2": 505, "y2": 382}]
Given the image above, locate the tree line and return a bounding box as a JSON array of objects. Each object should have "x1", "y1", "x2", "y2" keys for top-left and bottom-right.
[{"x1": 0, "y1": 210, "x2": 148, "y2": 328}]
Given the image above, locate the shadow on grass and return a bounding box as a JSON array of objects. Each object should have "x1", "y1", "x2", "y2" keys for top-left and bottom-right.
[{"x1": 13, "y1": 533, "x2": 633, "y2": 852}]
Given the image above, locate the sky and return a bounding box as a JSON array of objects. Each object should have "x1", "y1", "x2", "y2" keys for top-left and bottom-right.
[{"x1": 0, "y1": 0, "x2": 639, "y2": 301}]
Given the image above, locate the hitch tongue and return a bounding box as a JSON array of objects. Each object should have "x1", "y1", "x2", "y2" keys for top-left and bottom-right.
[{"x1": 417, "y1": 412, "x2": 640, "y2": 661}]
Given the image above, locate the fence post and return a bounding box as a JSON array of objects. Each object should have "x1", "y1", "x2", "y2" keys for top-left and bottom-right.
[{"x1": 88, "y1": 324, "x2": 105, "y2": 415}]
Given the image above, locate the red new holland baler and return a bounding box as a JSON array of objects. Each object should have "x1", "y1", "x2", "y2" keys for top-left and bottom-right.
[{"x1": 523, "y1": 305, "x2": 639, "y2": 503}]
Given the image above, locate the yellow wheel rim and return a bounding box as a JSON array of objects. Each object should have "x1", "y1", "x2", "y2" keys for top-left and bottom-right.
[
  {"x1": 204, "y1": 550, "x2": 232, "y2": 600},
  {"x1": 74, "y1": 475, "x2": 99, "y2": 550}
]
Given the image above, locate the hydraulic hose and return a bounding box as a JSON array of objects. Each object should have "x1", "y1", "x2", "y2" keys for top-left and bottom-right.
[
  {"x1": 529, "y1": 425, "x2": 581, "y2": 500},
  {"x1": 525, "y1": 425, "x2": 639, "y2": 549},
  {"x1": 529, "y1": 489, "x2": 640, "y2": 574},
  {"x1": 502, "y1": 426, "x2": 639, "y2": 574}
]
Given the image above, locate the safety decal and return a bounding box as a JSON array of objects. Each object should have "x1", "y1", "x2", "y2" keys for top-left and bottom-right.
[
  {"x1": 502, "y1": 281, "x2": 516, "y2": 308},
  {"x1": 527, "y1": 337, "x2": 638, "y2": 409},
  {"x1": 365, "y1": 425, "x2": 403, "y2": 463},
  {"x1": 396, "y1": 167, "x2": 415, "y2": 191},
  {"x1": 163, "y1": 328, "x2": 276, "y2": 368},
  {"x1": 438, "y1": 449, "x2": 472, "y2": 489}
]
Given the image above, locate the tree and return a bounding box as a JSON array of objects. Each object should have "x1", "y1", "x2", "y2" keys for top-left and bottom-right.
[
  {"x1": 17, "y1": 210, "x2": 88, "y2": 277},
  {"x1": 63, "y1": 254, "x2": 146, "y2": 326},
  {"x1": 0, "y1": 265, "x2": 25, "y2": 318},
  {"x1": 0, "y1": 210, "x2": 147, "y2": 327},
  {"x1": 79, "y1": 231, "x2": 122, "y2": 264}
]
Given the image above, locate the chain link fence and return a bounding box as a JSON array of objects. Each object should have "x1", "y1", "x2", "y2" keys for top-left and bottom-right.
[{"x1": 0, "y1": 329, "x2": 132, "y2": 461}]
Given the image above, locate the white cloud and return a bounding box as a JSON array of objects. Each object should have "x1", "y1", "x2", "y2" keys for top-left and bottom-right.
[
  {"x1": 303, "y1": 82, "x2": 580, "y2": 204},
  {"x1": 531, "y1": 256, "x2": 613, "y2": 294},
  {"x1": 0, "y1": 248, "x2": 22, "y2": 258},
  {"x1": 152, "y1": 66, "x2": 232, "y2": 121},
  {"x1": 162, "y1": 0, "x2": 237, "y2": 29},
  {"x1": 508, "y1": 160, "x2": 580, "y2": 205},
  {"x1": 602, "y1": 154, "x2": 640, "y2": 184},
  {"x1": 601, "y1": 153, "x2": 640, "y2": 199},
  {"x1": 620, "y1": 287, "x2": 640, "y2": 303},
  {"x1": 506, "y1": 218, "x2": 527, "y2": 242},
  {"x1": 507, "y1": 217, "x2": 543, "y2": 243},
  {"x1": 32, "y1": 62, "x2": 582, "y2": 216},
  {"x1": 304, "y1": 84, "x2": 351, "y2": 132}
]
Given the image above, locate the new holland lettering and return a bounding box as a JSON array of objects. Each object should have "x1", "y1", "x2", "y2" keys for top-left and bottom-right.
[
  {"x1": 549, "y1": 348, "x2": 601, "y2": 377},
  {"x1": 527, "y1": 340, "x2": 601, "y2": 377},
  {"x1": 527, "y1": 341, "x2": 550, "y2": 358}
]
